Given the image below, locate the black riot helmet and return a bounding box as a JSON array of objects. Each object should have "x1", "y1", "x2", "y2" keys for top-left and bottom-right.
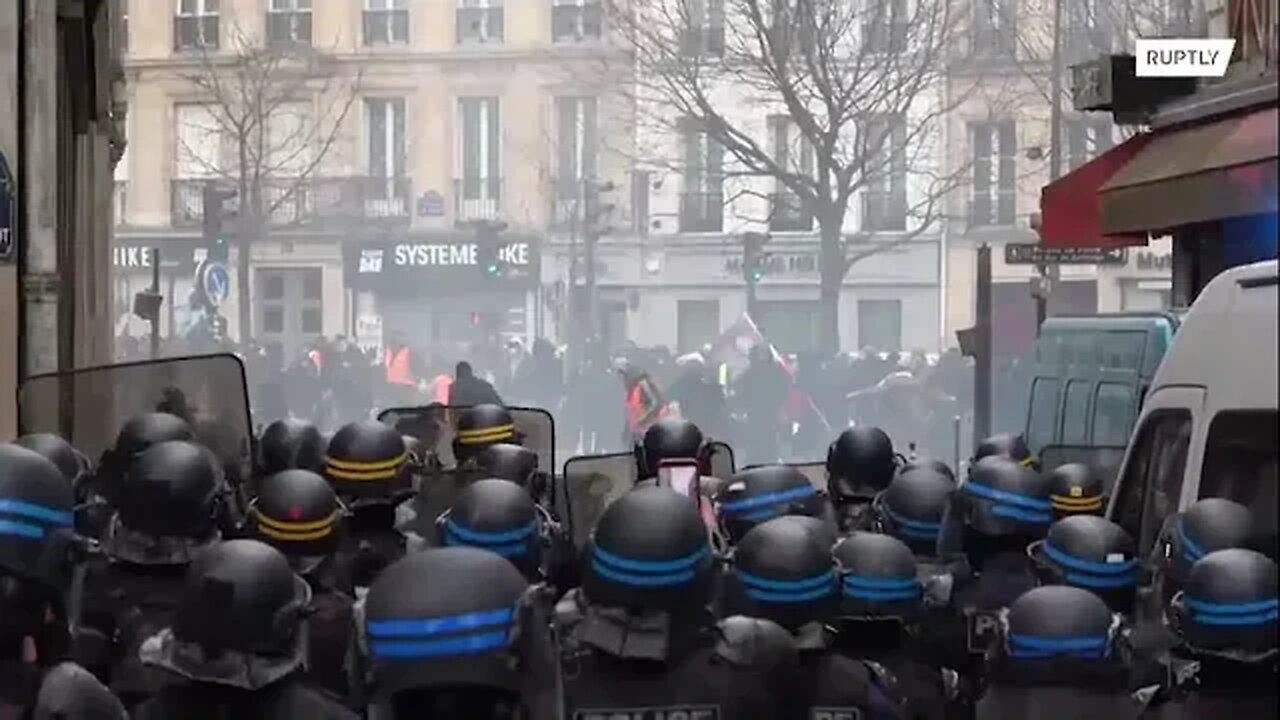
[
  {"x1": 452, "y1": 404, "x2": 521, "y2": 465},
  {"x1": 473, "y1": 443, "x2": 545, "y2": 497},
  {"x1": 1047, "y1": 463, "x2": 1105, "y2": 519},
  {"x1": 826, "y1": 426, "x2": 898, "y2": 501},
  {"x1": 247, "y1": 469, "x2": 345, "y2": 560},
  {"x1": 97, "y1": 412, "x2": 195, "y2": 497},
  {"x1": 716, "y1": 465, "x2": 828, "y2": 545},
  {"x1": 1028, "y1": 516, "x2": 1139, "y2": 613},
  {"x1": 728, "y1": 516, "x2": 839, "y2": 630},
  {"x1": 1157, "y1": 497, "x2": 1256, "y2": 596},
  {"x1": 834, "y1": 532, "x2": 924, "y2": 621},
  {"x1": 972, "y1": 433, "x2": 1036, "y2": 471},
  {"x1": 436, "y1": 478, "x2": 546, "y2": 581},
  {"x1": 584, "y1": 486, "x2": 715, "y2": 615},
  {"x1": 14, "y1": 433, "x2": 89, "y2": 491},
  {"x1": 900, "y1": 457, "x2": 956, "y2": 485},
  {"x1": 1169, "y1": 548, "x2": 1278, "y2": 657},
  {"x1": 873, "y1": 465, "x2": 956, "y2": 557},
  {"x1": 324, "y1": 419, "x2": 410, "y2": 500},
  {"x1": 170, "y1": 539, "x2": 311, "y2": 659},
  {"x1": 636, "y1": 418, "x2": 704, "y2": 480},
  {"x1": 364, "y1": 547, "x2": 532, "y2": 709},
  {"x1": 112, "y1": 440, "x2": 223, "y2": 544},
  {"x1": 996, "y1": 586, "x2": 1120, "y2": 665},
  {"x1": 937, "y1": 456, "x2": 1053, "y2": 570},
  {"x1": 257, "y1": 418, "x2": 326, "y2": 476},
  {"x1": 0, "y1": 444, "x2": 78, "y2": 594}
]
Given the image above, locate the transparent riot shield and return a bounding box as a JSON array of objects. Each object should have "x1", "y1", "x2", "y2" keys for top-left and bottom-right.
[
  {"x1": 1038, "y1": 445, "x2": 1127, "y2": 494},
  {"x1": 558, "y1": 452, "x2": 636, "y2": 550},
  {"x1": 705, "y1": 441, "x2": 736, "y2": 480},
  {"x1": 742, "y1": 460, "x2": 827, "y2": 491},
  {"x1": 377, "y1": 405, "x2": 556, "y2": 474},
  {"x1": 17, "y1": 353, "x2": 254, "y2": 483}
]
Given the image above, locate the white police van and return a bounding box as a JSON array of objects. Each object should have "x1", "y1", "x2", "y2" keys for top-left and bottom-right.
[{"x1": 1106, "y1": 259, "x2": 1278, "y2": 558}]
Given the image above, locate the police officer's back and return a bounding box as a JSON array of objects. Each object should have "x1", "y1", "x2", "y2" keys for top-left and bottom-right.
[
  {"x1": 726, "y1": 518, "x2": 906, "y2": 719},
  {"x1": 557, "y1": 486, "x2": 797, "y2": 720},
  {"x1": 256, "y1": 418, "x2": 326, "y2": 478},
  {"x1": 361, "y1": 547, "x2": 552, "y2": 719},
  {"x1": 133, "y1": 539, "x2": 357, "y2": 720},
  {"x1": 977, "y1": 586, "x2": 1141, "y2": 719},
  {"x1": 78, "y1": 440, "x2": 225, "y2": 707},
  {"x1": 871, "y1": 464, "x2": 955, "y2": 558},
  {"x1": 246, "y1": 469, "x2": 355, "y2": 701},
  {"x1": 1028, "y1": 515, "x2": 1140, "y2": 615},
  {"x1": 716, "y1": 465, "x2": 831, "y2": 546},
  {"x1": 1144, "y1": 549, "x2": 1278, "y2": 719},
  {"x1": 81, "y1": 412, "x2": 194, "y2": 539},
  {"x1": 827, "y1": 426, "x2": 900, "y2": 533},
  {"x1": 0, "y1": 443, "x2": 124, "y2": 719}
]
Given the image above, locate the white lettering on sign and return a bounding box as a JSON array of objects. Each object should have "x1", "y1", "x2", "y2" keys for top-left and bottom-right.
[
  {"x1": 573, "y1": 706, "x2": 720, "y2": 720},
  {"x1": 1135, "y1": 38, "x2": 1234, "y2": 77},
  {"x1": 359, "y1": 249, "x2": 384, "y2": 273},
  {"x1": 114, "y1": 246, "x2": 154, "y2": 268},
  {"x1": 812, "y1": 709, "x2": 864, "y2": 720},
  {"x1": 392, "y1": 242, "x2": 531, "y2": 267}
]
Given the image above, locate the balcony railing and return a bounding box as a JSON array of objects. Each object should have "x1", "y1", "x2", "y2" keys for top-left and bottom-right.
[
  {"x1": 454, "y1": 177, "x2": 503, "y2": 223},
  {"x1": 170, "y1": 176, "x2": 411, "y2": 227},
  {"x1": 769, "y1": 192, "x2": 813, "y2": 232},
  {"x1": 679, "y1": 191, "x2": 724, "y2": 233},
  {"x1": 113, "y1": 180, "x2": 128, "y2": 226}
]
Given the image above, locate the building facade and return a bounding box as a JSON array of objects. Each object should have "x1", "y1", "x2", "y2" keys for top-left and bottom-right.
[{"x1": 116, "y1": 0, "x2": 631, "y2": 361}]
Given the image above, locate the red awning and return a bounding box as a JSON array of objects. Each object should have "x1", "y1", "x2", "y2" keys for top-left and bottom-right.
[{"x1": 1039, "y1": 134, "x2": 1154, "y2": 248}]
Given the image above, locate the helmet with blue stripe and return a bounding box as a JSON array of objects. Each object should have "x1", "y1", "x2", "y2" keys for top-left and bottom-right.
[
  {"x1": 435, "y1": 478, "x2": 547, "y2": 581},
  {"x1": 938, "y1": 456, "x2": 1053, "y2": 567},
  {"x1": 584, "y1": 486, "x2": 714, "y2": 614},
  {"x1": 1159, "y1": 498, "x2": 1256, "y2": 589},
  {"x1": 834, "y1": 532, "x2": 923, "y2": 621},
  {"x1": 998, "y1": 585, "x2": 1120, "y2": 664},
  {"x1": 1028, "y1": 516, "x2": 1139, "y2": 613},
  {"x1": 0, "y1": 443, "x2": 77, "y2": 594},
  {"x1": 1170, "y1": 548, "x2": 1278, "y2": 658},
  {"x1": 728, "y1": 516, "x2": 839, "y2": 630},
  {"x1": 717, "y1": 465, "x2": 828, "y2": 545},
  {"x1": 364, "y1": 547, "x2": 532, "y2": 700},
  {"x1": 874, "y1": 464, "x2": 955, "y2": 557}
]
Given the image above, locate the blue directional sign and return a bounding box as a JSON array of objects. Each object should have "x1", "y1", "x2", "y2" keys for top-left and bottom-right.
[
  {"x1": 199, "y1": 260, "x2": 231, "y2": 307},
  {"x1": 0, "y1": 153, "x2": 16, "y2": 265}
]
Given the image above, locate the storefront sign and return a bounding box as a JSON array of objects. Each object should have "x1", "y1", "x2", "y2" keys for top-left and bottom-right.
[
  {"x1": 345, "y1": 237, "x2": 541, "y2": 291},
  {"x1": 1134, "y1": 251, "x2": 1172, "y2": 271},
  {"x1": 112, "y1": 238, "x2": 206, "y2": 273},
  {"x1": 392, "y1": 241, "x2": 531, "y2": 267},
  {"x1": 724, "y1": 253, "x2": 819, "y2": 275}
]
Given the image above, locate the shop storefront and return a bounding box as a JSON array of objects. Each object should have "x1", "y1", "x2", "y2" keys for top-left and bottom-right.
[
  {"x1": 110, "y1": 235, "x2": 207, "y2": 342},
  {"x1": 343, "y1": 233, "x2": 542, "y2": 357},
  {"x1": 1097, "y1": 237, "x2": 1174, "y2": 312}
]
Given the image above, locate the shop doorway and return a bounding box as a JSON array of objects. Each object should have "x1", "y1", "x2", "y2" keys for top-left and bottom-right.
[{"x1": 256, "y1": 267, "x2": 324, "y2": 363}]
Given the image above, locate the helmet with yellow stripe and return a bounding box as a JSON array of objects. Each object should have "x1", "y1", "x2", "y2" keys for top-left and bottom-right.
[
  {"x1": 248, "y1": 469, "x2": 344, "y2": 561},
  {"x1": 324, "y1": 420, "x2": 411, "y2": 499},
  {"x1": 451, "y1": 404, "x2": 521, "y2": 466}
]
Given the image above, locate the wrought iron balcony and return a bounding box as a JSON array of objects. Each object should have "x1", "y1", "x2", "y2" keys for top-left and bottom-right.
[
  {"x1": 769, "y1": 192, "x2": 813, "y2": 232},
  {"x1": 169, "y1": 176, "x2": 412, "y2": 228},
  {"x1": 679, "y1": 191, "x2": 724, "y2": 233},
  {"x1": 454, "y1": 177, "x2": 503, "y2": 223}
]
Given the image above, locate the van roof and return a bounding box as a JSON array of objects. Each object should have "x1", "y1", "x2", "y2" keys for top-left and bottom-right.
[{"x1": 1151, "y1": 260, "x2": 1278, "y2": 410}]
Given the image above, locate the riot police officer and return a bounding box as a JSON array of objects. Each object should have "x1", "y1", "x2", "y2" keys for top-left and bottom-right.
[
  {"x1": 257, "y1": 418, "x2": 326, "y2": 478},
  {"x1": 971, "y1": 433, "x2": 1036, "y2": 470},
  {"x1": 1047, "y1": 463, "x2": 1105, "y2": 519},
  {"x1": 872, "y1": 464, "x2": 956, "y2": 558},
  {"x1": 976, "y1": 586, "x2": 1135, "y2": 719},
  {"x1": 14, "y1": 432, "x2": 90, "y2": 497},
  {"x1": 634, "y1": 417, "x2": 704, "y2": 481},
  {"x1": 452, "y1": 404, "x2": 522, "y2": 468},
  {"x1": 929, "y1": 455, "x2": 1052, "y2": 677},
  {"x1": 323, "y1": 420, "x2": 412, "y2": 590},
  {"x1": 1148, "y1": 498, "x2": 1257, "y2": 611},
  {"x1": 728, "y1": 518, "x2": 906, "y2": 718},
  {"x1": 82, "y1": 411, "x2": 194, "y2": 538},
  {"x1": 431, "y1": 478, "x2": 556, "y2": 582},
  {"x1": 361, "y1": 547, "x2": 553, "y2": 719},
  {"x1": 1027, "y1": 515, "x2": 1140, "y2": 614},
  {"x1": 133, "y1": 539, "x2": 357, "y2": 719},
  {"x1": 900, "y1": 457, "x2": 956, "y2": 485},
  {"x1": 473, "y1": 443, "x2": 550, "y2": 504},
  {"x1": 827, "y1": 426, "x2": 900, "y2": 533},
  {"x1": 716, "y1": 464, "x2": 832, "y2": 546},
  {"x1": 1150, "y1": 548, "x2": 1278, "y2": 717},
  {"x1": 834, "y1": 531, "x2": 961, "y2": 720},
  {"x1": 557, "y1": 486, "x2": 797, "y2": 720},
  {"x1": 0, "y1": 444, "x2": 125, "y2": 718},
  {"x1": 246, "y1": 468, "x2": 354, "y2": 699},
  {"x1": 77, "y1": 439, "x2": 226, "y2": 707}
]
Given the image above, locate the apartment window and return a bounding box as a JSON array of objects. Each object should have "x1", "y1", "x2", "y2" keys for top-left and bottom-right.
[
  {"x1": 863, "y1": 0, "x2": 908, "y2": 54},
  {"x1": 366, "y1": 98, "x2": 407, "y2": 215},
  {"x1": 175, "y1": 104, "x2": 228, "y2": 177},
  {"x1": 769, "y1": 115, "x2": 814, "y2": 232},
  {"x1": 858, "y1": 299, "x2": 902, "y2": 352},
  {"x1": 553, "y1": 0, "x2": 603, "y2": 42},
  {"x1": 364, "y1": 0, "x2": 409, "y2": 46},
  {"x1": 861, "y1": 114, "x2": 907, "y2": 232},
  {"x1": 268, "y1": 0, "x2": 312, "y2": 47},
  {"x1": 679, "y1": 119, "x2": 724, "y2": 232},
  {"x1": 554, "y1": 97, "x2": 598, "y2": 222},
  {"x1": 970, "y1": 120, "x2": 1017, "y2": 227},
  {"x1": 972, "y1": 0, "x2": 1016, "y2": 58},
  {"x1": 175, "y1": 0, "x2": 219, "y2": 51},
  {"x1": 681, "y1": 0, "x2": 726, "y2": 57},
  {"x1": 458, "y1": 97, "x2": 502, "y2": 212},
  {"x1": 1064, "y1": 0, "x2": 1116, "y2": 65},
  {"x1": 1064, "y1": 116, "x2": 1114, "y2": 171},
  {"x1": 458, "y1": 0, "x2": 504, "y2": 45}
]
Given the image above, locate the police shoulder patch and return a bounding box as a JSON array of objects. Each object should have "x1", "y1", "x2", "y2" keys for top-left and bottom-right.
[
  {"x1": 573, "y1": 706, "x2": 721, "y2": 720},
  {"x1": 810, "y1": 709, "x2": 863, "y2": 720},
  {"x1": 965, "y1": 608, "x2": 1001, "y2": 654}
]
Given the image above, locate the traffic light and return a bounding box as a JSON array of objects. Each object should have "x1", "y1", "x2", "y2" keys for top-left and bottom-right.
[
  {"x1": 202, "y1": 183, "x2": 237, "y2": 262},
  {"x1": 470, "y1": 220, "x2": 509, "y2": 278},
  {"x1": 743, "y1": 232, "x2": 770, "y2": 284}
]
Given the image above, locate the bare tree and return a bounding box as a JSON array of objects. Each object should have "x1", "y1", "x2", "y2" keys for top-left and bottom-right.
[
  {"x1": 606, "y1": 0, "x2": 966, "y2": 353},
  {"x1": 176, "y1": 25, "x2": 361, "y2": 340}
]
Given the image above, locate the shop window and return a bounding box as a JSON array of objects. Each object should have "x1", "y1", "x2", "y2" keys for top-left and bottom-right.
[
  {"x1": 1061, "y1": 380, "x2": 1091, "y2": 445},
  {"x1": 263, "y1": 307, "x2": 284, "y2": 334},
  {"x1": 262, "y1": 273, "x2": 285, "y2": 300},
  {"x1": 1109, "y1": 409, "x2": 1191, "y2": 555},
  {"x1": 301, "y1": 308, "x2": 323, "y2": 335},
  {"x1": 1092, "y1": 382, "x2": 1133, "y2": 445},
  {"x1": 857, "y1": 299, "x2": 902, "y2": 352},
  {"x1": 1025, "y1": 378, "x2": 1060, "y2": 452},
  {"x1": 677, "y1": 300, "x2": 720, "y2": 354},
  {"x1": 303, "y1": 269, "x2": 322, "y2": 300},
  {"x1": 1198, "y1": 410, "x2": 1278, "y2": 538}
]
